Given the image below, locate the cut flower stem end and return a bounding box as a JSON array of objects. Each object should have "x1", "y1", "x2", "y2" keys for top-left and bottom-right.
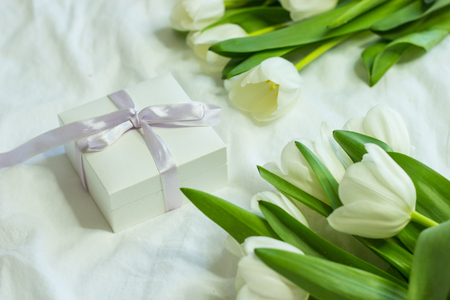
[{"x1": 410, "y1": 211, "x2": 439, "y2": 228}]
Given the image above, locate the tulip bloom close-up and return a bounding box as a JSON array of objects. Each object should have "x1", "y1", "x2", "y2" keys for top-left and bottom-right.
[
  {"x1": 224, "y1": 57, "x2": 303, "y2": 122},
  {"x1": 327, "y1": 143, "x2": 416, "y2": 238}
]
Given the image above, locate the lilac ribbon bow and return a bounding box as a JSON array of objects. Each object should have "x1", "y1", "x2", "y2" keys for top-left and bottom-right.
[{"x1": 0, "y1": 90, "x2": 221, "y2": 211}]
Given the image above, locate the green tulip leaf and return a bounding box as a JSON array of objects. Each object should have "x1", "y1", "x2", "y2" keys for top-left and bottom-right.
[
  {"x1": 364, "y1": 3, "x2": 450, "y2": 86},
  {"x1": 333, "y1": 130, "x2": 392, "y2": 162},
  {"x1": 259, "y1": 201, "x2": 408, "y2": 287},
  {"x1": 255, "y1": 249, "x2": 408, "y2": 300},
  {"x1": 258, "y1": 200, "x2": 323, "y2": 258},
  {"x1": 210, "y1": 0, "x2": 412, "y2": 57},
  {"x1": 371, "y1": 0, "x2": 450, "y2": 32},
  {"x1": 180, "y1": 188, "x2": 279, "y2": 243},
  {"x1": 389, "y1": 153, "x2": 450, "y2": 223},
  {"x1": 396, "y1": 222, "x2": 424, "y2": 253},
  {"x1": 202, "y1": 7, "x2": 291, "y2": 34},
  {"x1": 295, "y1": 141, "x2": 343, "y2": 209},
  {"x1": 222, "y1": 57, "x2": 247, "y2": 79},
  {"x1": 356, "y1": 237, "x2": 413, "y2": 279},
  {"x1": 328, "y1": 0, "x2": 389, "y2": 29},
  {"x1": 407, "y1": 220, "x2": 450, "y2": 300},
  {"x1": 361, "y1": 40, "x2": 388, "y2": 80},
  {"x1": 222, "y1": 46, "x2": 297, "y2": 79},
  {"x1": 257, "y1": 166, "x2": 333, "y2": 217},
  {"x1": 363, "y1": 28, "x2": 449, "y2": 86}
]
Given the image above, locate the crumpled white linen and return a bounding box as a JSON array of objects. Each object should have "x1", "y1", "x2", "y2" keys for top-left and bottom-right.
[{"x1": 1, "y1": 1, "x2": 450, "y2": 299}]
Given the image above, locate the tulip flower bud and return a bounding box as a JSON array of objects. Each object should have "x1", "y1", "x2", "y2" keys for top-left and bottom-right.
[
  {"x1": 225, "y1": 236, "x2": 309, "y2": 300},
  {"x1": 170, "y1": 0, "x2": 224, "y2": 31}
]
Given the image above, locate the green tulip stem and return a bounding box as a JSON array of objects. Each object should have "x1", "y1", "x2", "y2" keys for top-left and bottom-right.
[
  {"x1": 224, "y1": 0, "x2": 270, "y2": 8},
  {"x1": 295, "y1": 34, "x2": 352, "y2": 71},
  {"x1": 248, "y1": 22, "x2": 292, "y2": 36},
  {"x1": 410, "y1": 211, "x2": 439, "y2": 228}
]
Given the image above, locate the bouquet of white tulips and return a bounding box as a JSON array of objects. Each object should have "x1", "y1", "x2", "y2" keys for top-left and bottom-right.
[
  {"x1": 181, "y1": 105, "x2": 450, "y2": 300},
  {"x1": 171, "y1": 0, "x2": 450, "y2": 121}
]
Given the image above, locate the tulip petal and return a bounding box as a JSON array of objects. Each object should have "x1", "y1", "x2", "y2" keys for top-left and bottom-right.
[
  {"x1": 224, "y1": 57, "x2": 302, "y2": 121},
  {"x1": 315, "y1": 122, "x2": 348, "y2": 182},
  {"x1": 251, "y1": 97, "x2": 298, "y2": 122},
  {"x1": 170, "y1": 0, "x2": 224, "y2": 31},
  {"x1": 327, "y1": 200, "x2": 411, "y2": 238},
  {"x1": 339, "y1": 144, "x2": 415, "y2": 213},
  {"x1": 242, "y1": 236, "x2": 303, "y2": 256},
  {"x1": 280, "y1": 141, "x2": 327, "y2": 201},
  {"x1": 228, "y1": 81, "x2": 278, "y2": 113},
  {"x1": 363, "y1": 105, "x2": 411, "y2": 155},
  {"x1": 234, "y1": 237, "x2": 309, "y2": 300},
  {"x1": 342, "y1": 116, "x2": 364, "y2": 134},
  {"x1": 363, "y1": 144, "x2": 416, "y2": 211},
  {"x1": 251, "y1": 191, "x2": 309, "y2": 227},
  {"x1": 280, "y1": 0, "x2": 338, "y2": 22},
  {"x1": 260, "y1": 58, "x2": 302, "y2": 114},
  {"x1": 205, "y1": 51, "x2": 230, "y2": 72},
  {"x1": 186, "y1": 31, "x2": 210, "y2": 58},
  {"x1": 225, "y1": 235, "x2": 244, "y2": 258},
  {"x1": 188, "y1": 24, "x2": 248, "y2": 60},
  {"x1": 237, "y1": 256, "x2": 308, "y2": 300},
  {"x1": 224, "y1": 72, "x2": 245, "y2": 92}
]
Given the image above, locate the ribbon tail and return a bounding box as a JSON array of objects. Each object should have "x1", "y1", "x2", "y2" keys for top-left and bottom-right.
[
  {"x1": 75, "y1": 139, "x2": 89, "y2": 190},
  {"x1": 141, "y1": 123, "x2": 183, "y2": 211},
  {"x1": 0, "y1": 109, "x2": 135, "y2": 169}
]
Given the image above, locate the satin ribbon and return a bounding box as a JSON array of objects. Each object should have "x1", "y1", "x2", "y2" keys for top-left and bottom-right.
[{"x1": 0, "y1": 90, "x2": 221, "y2": 211}]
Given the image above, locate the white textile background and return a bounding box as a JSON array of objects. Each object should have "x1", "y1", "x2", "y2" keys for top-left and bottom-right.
[{"x1": 1, "y1": 1, "x2": 450, "y2": 299}]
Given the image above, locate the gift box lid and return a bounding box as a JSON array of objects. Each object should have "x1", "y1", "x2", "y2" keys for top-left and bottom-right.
[{"x1": 58, "y1": 73, "x2": 227, "y2": 210}]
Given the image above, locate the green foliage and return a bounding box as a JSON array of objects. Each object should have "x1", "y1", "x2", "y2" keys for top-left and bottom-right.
[
  {"x1": 408, "y1": 221, "x2": 450, "y2": 300},
  {"x1": 362, "y1": 28, "x2": 449, "y2": 86},
  {"x1": 388, "y1": 153, "x2": 450, "y2": 223},
  {"x1": 259, "y1": 201, "x2": 407, "y2": 287},
  {"x1": 396, "y1": 222, "x2": 424, "y2": 253},
  {"x1": 203, "y1": 7, "x2": 291, "y2": 34},
  {"x1": 222, "y1": 46, "x2": 297, "y2": 79},
  {"x1": 372, "y1": 0, "x2": 450, "y2": 32},
  {"x1": 333, "y1": 130, "x2": 392, "y2": 162},
  {"x1": 255, "y1": 249, "x2": 409, "y2": 300},
  {"x1": 357, "y1": 237, "x2": 413, "y2": 279},
  {"x1": 328, "y1": 0, "x2": 389, "y2": 28},
  {"x1": 180, "y1": 188, "x2": 279, "y2": 243},
  {"x1": 210, "y1": 0, "x2": 413, "y2": 57},
  {"x1": 295, "y1": 141, "x2": 343, "y2": 209},
  {"x1": 257, "y1": 166, "x2": 333, "y2": 217}
]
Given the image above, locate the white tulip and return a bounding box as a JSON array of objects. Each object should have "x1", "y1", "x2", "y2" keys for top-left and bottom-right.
[
  {"x1": 264, "y1": 122, "x2": 350, "y2": 203},
  {"x1": 279, "y1": 0, "x2": 338, "y2": 22},
  {"x1": 170, "y1": 0, "x2": 225, "y2": 31},
  {"x1": 224, "y1": 57, "x2": 303, "y2": 121},
  {"x1": 187, "y1": 24, "x2": 248, "y2": 72},
  {"x1": 327, "y1": 144, "x2": 416, "y2": 238},
  {"x1": 225, "y1": 236, "x2": 309, "y2": 300},
  {"x1": 343, "y1": 105, "x2": 412, "y2": 155},
  {"x1": 250, "y1": 191, "x2": 309, "y2": 227}
]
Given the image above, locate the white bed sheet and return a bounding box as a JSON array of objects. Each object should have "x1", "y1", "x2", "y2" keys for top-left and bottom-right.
[{"x1": 1, "y1": 1, "x2": 450, "y2": 299}]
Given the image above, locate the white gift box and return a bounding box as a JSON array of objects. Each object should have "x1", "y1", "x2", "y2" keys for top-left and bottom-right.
[{"x1": 58, "y1": 73, "x2": 227, "y2": 232}]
